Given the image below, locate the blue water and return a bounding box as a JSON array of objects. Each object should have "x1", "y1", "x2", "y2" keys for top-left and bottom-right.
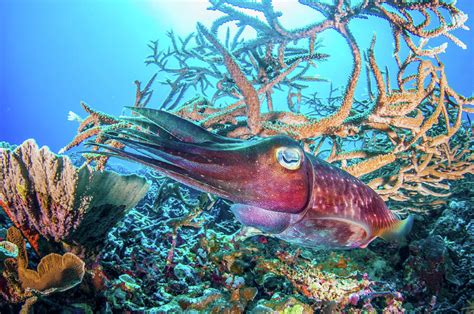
[{"x1": 1, "y1": 0, "x2": 473, "y2": 152}]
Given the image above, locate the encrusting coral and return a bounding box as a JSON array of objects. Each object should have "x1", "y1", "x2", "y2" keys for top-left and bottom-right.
[
  {"x1": 0, "y1": 241, "x2": 18, "y2": 261},
  {"x1": 0, "y1": 227, "x2": 34, "y2": 304},
  {"x1": 6, "y1": 227, "x2": 28, "y2": 269},
  {"x1": 0, "y1": 139, "x2": 150, "y2": 256}
]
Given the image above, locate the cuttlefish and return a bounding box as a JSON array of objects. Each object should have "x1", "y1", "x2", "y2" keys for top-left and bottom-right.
[{"x1": 95, "y1": 108, "x2": 413, "y2": 249}]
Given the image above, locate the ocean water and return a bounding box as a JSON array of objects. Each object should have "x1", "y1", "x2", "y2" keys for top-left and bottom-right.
[
  {"x1": 0, "y1": 0, "x2": 473, "y2": 312},
  {"x1": 1, "y1": 0, "x2": 473, "y2": 150}
]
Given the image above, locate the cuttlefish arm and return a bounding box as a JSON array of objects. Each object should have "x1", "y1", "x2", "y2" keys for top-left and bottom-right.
[{"x1": 90, "y1": 108, "x2": 412, "y2": 248}]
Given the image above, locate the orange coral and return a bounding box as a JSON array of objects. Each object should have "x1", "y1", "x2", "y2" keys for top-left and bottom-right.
[
  {"x1": 0, "y1": 200, "x2": 41, "y2": 254},
  {"x1": 18, "y1": 252, "x2": 85, "y2": 294},
  {"x1": 0, "y1": 226, "x2": 85, "y2": 309}
]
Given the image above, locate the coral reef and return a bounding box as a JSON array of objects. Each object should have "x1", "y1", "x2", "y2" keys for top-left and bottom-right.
[
  {"x1": 1, "y1": 0, "x2": 473, "y2": 312},
  {"x1": 0, "y1": 152, "x2": 471, "y2": 311},
  {"x1": 0, "y1": 140, "x2": 149, "y2": 256},
  {"x1": 85, "y1": 171, "x2": 403, "y2": 312},
  {"x1": 98, "y1": 172, "x2": 473, "y2": 312}
]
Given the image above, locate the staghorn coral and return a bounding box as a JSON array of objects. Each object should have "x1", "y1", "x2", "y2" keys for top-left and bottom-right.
[
  {"x1": 64, "y1": 0, "x2": 473, "y2": 210},
  {"x1": 0, "y1": 139, "x2": 149, "y2": 256},
  {"x1": 60, "y1": 102, "x2": 128, "y2": 170},
  {"x1": 164, "y1": 192, "x2": 216, "y2": 266}
]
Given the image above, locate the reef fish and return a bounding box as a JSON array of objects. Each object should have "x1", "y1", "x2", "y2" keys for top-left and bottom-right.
[{"x1": 96, "y1": 108, "x2": 413, "y2": 249}]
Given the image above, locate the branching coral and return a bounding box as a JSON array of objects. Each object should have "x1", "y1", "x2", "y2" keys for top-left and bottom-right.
[
  {"x1": 0, "y1": 140, "x2": 149, "y2": 256},
  {"x1": 60, "y1": 102, "x2": 129, "y2": 170},
  {"x1": 63, "y1": 0, "x2": 472, "y2": 210}
]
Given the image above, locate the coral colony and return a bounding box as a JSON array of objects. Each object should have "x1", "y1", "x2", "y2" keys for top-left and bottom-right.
[{"x1": 1, "y1": 0, "x2": 473, "y2": 312}]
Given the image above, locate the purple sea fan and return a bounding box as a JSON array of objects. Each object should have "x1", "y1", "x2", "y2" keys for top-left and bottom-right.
[{"x1": 0, "y1": 140, "x2": 149, "y2": 256}]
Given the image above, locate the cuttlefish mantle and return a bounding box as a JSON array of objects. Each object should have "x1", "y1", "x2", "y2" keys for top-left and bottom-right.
[{"x1": 92, "y1": 107, "x2": 413, "y2": 249}]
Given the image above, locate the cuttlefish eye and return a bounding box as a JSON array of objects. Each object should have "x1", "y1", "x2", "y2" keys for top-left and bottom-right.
[{"x1": 276, "y1": 147, "x2": 303, "y2": 170}]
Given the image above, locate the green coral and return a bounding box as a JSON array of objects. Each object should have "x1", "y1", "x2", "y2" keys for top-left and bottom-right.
[{"x1": 283, "y1": 303, "x2": 306, "y2": 314}]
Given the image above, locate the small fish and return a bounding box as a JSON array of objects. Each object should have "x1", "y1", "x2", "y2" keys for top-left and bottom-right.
[
  {"x1": 67, "y1": 111, "x2": 83, "y2": 123},
  {"x1": 96, "y1": 108, "x2": 413, "y2": 249}
]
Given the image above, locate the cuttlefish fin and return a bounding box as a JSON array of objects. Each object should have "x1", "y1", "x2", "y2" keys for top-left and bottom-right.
[
  {"x1": 232, "y1": 226, "x2": 265, "y2": 242},
  {"x1": 379, "y1": 215, "x2": 414, "y2": 242}
]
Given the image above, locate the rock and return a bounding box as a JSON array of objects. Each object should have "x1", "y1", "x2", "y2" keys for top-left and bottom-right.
[
  {"x1": 173, "y1": 263, "x2": 198, "y2": 285},
  {"x1": 404, "y1": 235, "x2": 447, "y2": 294},
  {"x1": 148, "y1": 301, "x2": 182, "y2": 313},
  {"x1": 118, "y1": 274, "x2": 141, "y2": 291}
]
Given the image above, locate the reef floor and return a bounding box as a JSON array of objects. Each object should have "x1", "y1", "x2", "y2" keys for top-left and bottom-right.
[{"x1": 0, "y1": 160, "x2": 472, "y2": 313}]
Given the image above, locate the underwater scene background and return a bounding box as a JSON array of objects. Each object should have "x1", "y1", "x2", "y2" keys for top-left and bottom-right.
[{"x1": 0, "y1": 0, "x2": 473, "y2": 312}]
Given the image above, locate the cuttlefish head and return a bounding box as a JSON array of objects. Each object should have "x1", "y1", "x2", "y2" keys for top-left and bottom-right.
[{"x1": 94, "y1": 108, "x2": 313, "y2": 221}]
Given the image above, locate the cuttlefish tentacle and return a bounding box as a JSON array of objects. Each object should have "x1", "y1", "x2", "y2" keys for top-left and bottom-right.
[{"x1": 90, "y1": 108, "x2": 413, "y2": 249}]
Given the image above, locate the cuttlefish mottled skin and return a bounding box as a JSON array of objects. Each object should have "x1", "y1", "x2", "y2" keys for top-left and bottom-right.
[{"x1": 96, "y1": 107, "x2": 413, "y2": 249}]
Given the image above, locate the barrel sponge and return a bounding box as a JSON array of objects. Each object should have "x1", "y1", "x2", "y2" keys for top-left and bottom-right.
[
  {"x1": 19, "y1": 252, "x2": 85, "y2": 293},
  {"x1": 0, "y1": 139, "x2": 150, "y2": 253}
]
